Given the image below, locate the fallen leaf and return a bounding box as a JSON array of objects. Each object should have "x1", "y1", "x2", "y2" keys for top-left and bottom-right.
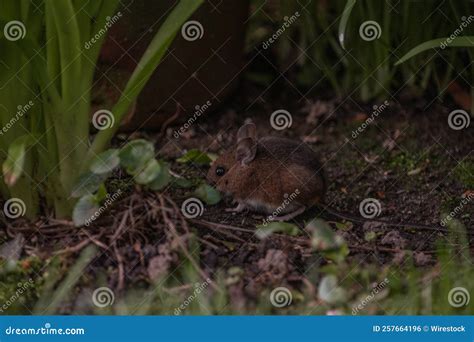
[
  {"x1": 382, "y1": 129, "x2": 402, "y2": 151},
  {"x1": 20, "y1": 259, "x2": 31, "y2": 270},
  {"x1": 352, "y1": 112, "x2": 368, "y2": 122},
  {"x1": 363, "y1": 154, "x2": 379, "y2": 164},
  {"x1": 447, "y1": 82, "x2": 472, "y2": 111},
  {"x1": 407, "y1": 167, "x2": 422, "y2": 176},
  {"x1": 303, "y1": 100, "x2": 333, "y2": 125},
  {"x1": 303, "y1": 135, "x2": 321, "y2": 144},
  {"x1": 414, "y1": 252, "x2": 432, "y2": 266},
  {"x1": 381, "y1": 230, "x2": 406, "y2": 249},
  {"x1": 0, "y1": 234, "x2": 25, "y2": 261}
]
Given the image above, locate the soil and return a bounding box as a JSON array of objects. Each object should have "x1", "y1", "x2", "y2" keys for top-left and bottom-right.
[{"x1": 1, "y1": 69, "x2": 473, "y2": 305}]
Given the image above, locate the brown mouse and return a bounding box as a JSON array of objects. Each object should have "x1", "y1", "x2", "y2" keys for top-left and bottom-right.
[
  {"x1": 207, "y1": 122, "x2": 326, "y2": 221},
  {"x1": 207, "y1": 122, "x2": 451, "y2": 233}
]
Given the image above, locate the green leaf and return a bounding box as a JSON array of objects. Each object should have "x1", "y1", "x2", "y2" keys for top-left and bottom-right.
[
  {"x1": 171, "y1": 176, "x2": 194, "y2": 188},
  {"x1": 322, "y1": 244, "x2": 349, "y2": 264},
  {"x1": 177, "y1": 149, "x2": 212, "y2": 165},
  {"x1": 338, "y1": 0, "x2": 357, "y2": 50},
  {"x1": 134, "y1": 158, "x2": 161, "y2": 185},
  {"x1": 48, "y1": 0, "x2": 82, "y2": 103},
  {"x1": 395, "y1": 36, "x2": 474, "y2": 65},
  {"x1": 71, "y1": 172, "x2": 108, "y2": 198},
  {"x1": 307, "y1": 219, "x2": 349, "y2": 263},
  {"x1": 2, "y1": 135, "x2": 34, "y2": 186},
  {"x1": 90, "y1": 149, "x2": 120, "y2": 174},
  {"x1": 255, "y1": 222, "x2": 300, "y2": 239},
  {"x1": 95, "y1": 183, "x2": 108, "y2": 202},
  {"x1": 72, "y1": 194, "x2": 100, "y2": 227},
  {"x1": 149, "y1": 162, "x2": 171, "y2": 191},
  {"x1": 194, "y1": 183, "x2": 221, "y2": 205},
  {"x1": 335, "y1": 221, "x2": 353, "y2": 231},
  {"x1": 306, "y1": 218, "x2": 345, "y2": 250},
  {"x1": 318, "y1": 275, "x2": 347, "y2": 304},
  {"x1": 119, "y1": 139, "x2": 155, "y2": 175},
  {"x1": 364, "y1": 231, "x2": 377, "y2": 242}
]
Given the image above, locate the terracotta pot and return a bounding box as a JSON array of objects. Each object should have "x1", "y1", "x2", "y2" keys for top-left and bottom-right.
[{"x1": 97, "y1": 0, "x2": 249, "y2": 131}]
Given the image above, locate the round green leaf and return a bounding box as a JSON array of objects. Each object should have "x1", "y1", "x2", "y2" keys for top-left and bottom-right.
[
  {"x1": 71, "y1": 172, "x2": 108, "y2": 198},
  {"x1": 318, "y1": 275, "x2": 347, "y2": 304},
  {"x1": 119, "y1": 139, "x2": 155, "y2": 175},
  {"x1": 194, "y1": 184, "x2": 221, "y2": 205},
  {"x1": 90, "y1": 149, "x2": 120, "y2": 174},
  {"x1": 171, "y1": 176, "x2": 194, "y2": 189},
  {"x1": 149, "y1": 162, "x2": 171, "y2": 191},
  {"x1": 134, "y1": 159, "x2": 161, "y2": 185},
  {"x1": 73, "y1": 195, "x2": 100, "y2": 227}
]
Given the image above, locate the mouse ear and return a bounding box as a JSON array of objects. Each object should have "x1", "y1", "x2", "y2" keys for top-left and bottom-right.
[
  {"x1": 237, "y1": 122, "x2": 257, "y2": 143},
  {"x1": 236, "y1": 137, "x2": 257, "y2": 165}
]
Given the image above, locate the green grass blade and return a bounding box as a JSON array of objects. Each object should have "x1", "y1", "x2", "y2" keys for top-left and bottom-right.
[
  {"x1": 396, "y1": 36, "x2": 474, "y2": 65},
  {"x1": 88, "y1": 0, "x2": 204, "y2": 162},
  {"x1": 47, "y1": 0, "x2": 82, "y2": 103},
  {"x1": 338, "y1": 0, "x2": 357, "y2": 50},
  {"x1": 35, "y1": 245, "x2": 97, "y2": 314}
]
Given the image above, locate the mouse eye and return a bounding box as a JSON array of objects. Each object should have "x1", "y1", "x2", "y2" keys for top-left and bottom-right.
[{"x1": 215, "y1": 167, "x2": 225, "y2": 176}]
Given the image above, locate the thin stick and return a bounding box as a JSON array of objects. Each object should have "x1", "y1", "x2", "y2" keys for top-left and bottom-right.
[{"x1": 158, "y1": 195, "x2": 219, "y2": 292}]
